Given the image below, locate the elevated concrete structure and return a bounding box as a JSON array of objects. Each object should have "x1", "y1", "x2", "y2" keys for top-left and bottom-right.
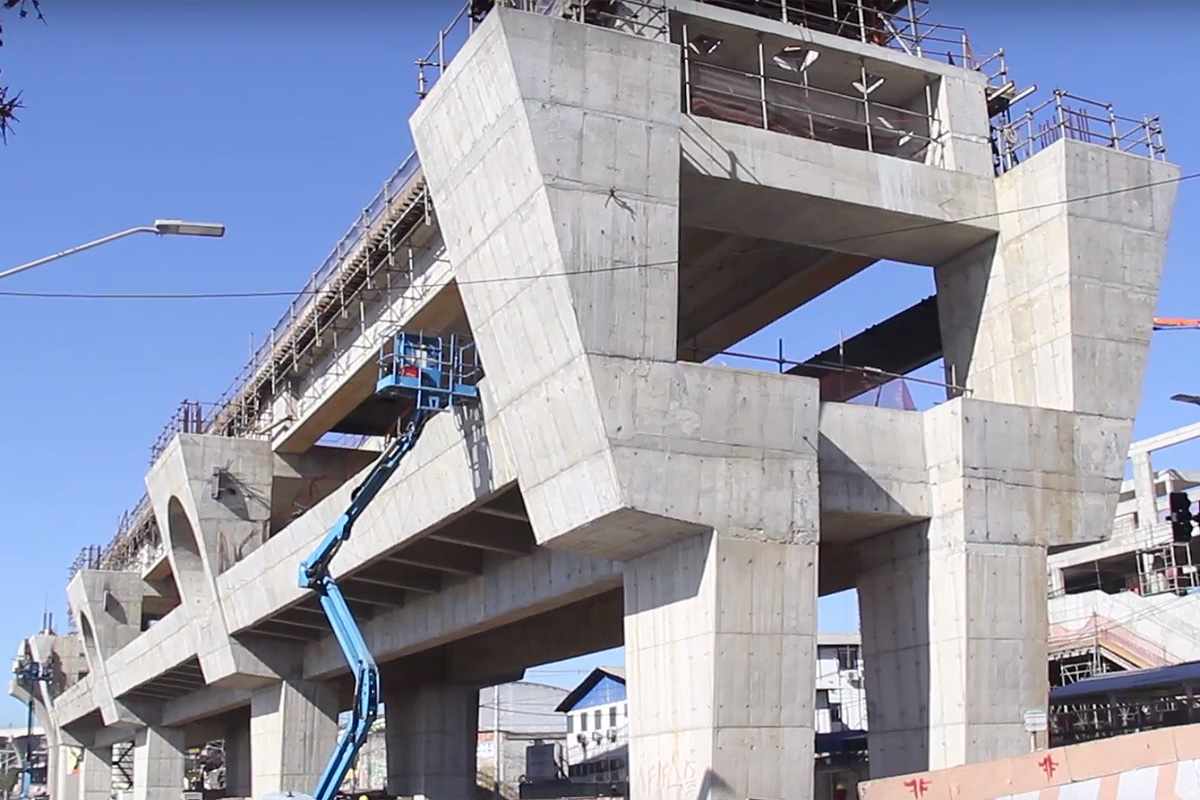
[{"x1": 14, "y1": 2, "x2": 1179, "y2": 799}]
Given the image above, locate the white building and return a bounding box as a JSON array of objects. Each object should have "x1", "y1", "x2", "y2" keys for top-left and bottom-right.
[
  {"x1": 815, "y1": 633, "x2": 868, "y2": 735},
  {"x1": 556, "y1": 667, "x2": 628, "y2": 791}
]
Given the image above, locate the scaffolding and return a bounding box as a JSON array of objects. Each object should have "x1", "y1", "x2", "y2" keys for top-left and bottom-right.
[
  {"x1": 66, "y1": 493, "x2": 162, "y2": 584},
  {"x1": 1136, "y1": 542, "x2": 1199, "y2": 598}
]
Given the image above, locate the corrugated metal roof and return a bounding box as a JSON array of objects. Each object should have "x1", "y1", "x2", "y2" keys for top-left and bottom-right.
[{"x1": 1051, "y1": 660, "x2": 1200, "y2": 703}]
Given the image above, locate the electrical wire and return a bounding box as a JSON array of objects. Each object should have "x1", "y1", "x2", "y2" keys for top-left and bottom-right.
[{"x1": 1, "y1": 169, "x2": 1195, "y2": 301}]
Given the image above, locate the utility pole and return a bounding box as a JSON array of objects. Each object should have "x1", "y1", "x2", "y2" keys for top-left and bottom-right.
[{"x1": 493, "y1": 684, "x2": 501, "y2": 799}]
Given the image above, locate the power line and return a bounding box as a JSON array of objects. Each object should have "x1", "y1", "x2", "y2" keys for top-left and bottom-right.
[{"x1": 1, "y1": 170, "x2": 1195, "y2": 302}]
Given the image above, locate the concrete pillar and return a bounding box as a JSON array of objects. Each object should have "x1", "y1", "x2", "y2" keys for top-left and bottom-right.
[
  {"x1": 936, "y1": 140, "x2": 1177, "y2": 422},
  {"x1": 384, "y1": 681, "x2": 479, "y2": 799},
  {"x1": 856, "y1": 523, "x2": 1047, "y2": 778},
  {"x1": 623, "y1": 531, "x2": 818, "y2": 800},
  {"x1": 1132, "y1": 452, "x2": 1158, "y2": 533},
  {"x1": 249, "y1": 679, "x2": 338, "y2": 797},
  {"x1": 53, "y1": 745, "x2": 81, "y2": 800},
  {"x1": 223, "y1": 714, "x2": 252, "y2": 798},
  {"x1": 79, "y1": 745, "x2": 112, "y2": 800},
  {"x1": 132, "y1": 726, "x2": 185, "y2": 800}
]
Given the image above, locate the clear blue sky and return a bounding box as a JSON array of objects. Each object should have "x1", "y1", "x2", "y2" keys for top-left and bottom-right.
[{"x1": 1, "y1": 2, "x2": 1197, "y2": 722}]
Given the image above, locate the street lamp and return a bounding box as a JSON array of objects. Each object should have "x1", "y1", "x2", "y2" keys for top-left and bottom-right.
[{"x1": 0, "y1": 219, "x2": 226, "y2": 281}]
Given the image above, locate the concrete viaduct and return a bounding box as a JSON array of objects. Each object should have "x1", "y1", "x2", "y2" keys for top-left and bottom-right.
[{"x1": 12, "y1": 2, "x2": 1179, "y2": 799}]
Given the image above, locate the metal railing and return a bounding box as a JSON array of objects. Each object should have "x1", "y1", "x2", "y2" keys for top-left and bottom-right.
[
  {"x1": 684, "y1": 41, "x2": 940, "y2": 163},
  {"x1": 201, "y1": 152, "x2": 425, "y2": 439},
  {"x1": 416, "y1": 1, "x2": 670, "y2": 99},
  {"x1": 67, "y1": 495, "x2": 163, "y2": 582},
  {"x1": 149, "y1": 400, "x2": 218, "y2": 464},
  {"x1": 994, "y1": 89, "x2": 1166, "y2": 174},
  {"x1": 689, "y1": 0, "x2": 976, "y2": 68}
]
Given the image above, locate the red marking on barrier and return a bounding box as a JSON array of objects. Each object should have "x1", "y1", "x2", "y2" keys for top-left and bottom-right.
[
  {"x1": 1039, "y1": 754, "x2": 1059, "y2": 779},
  {"x1": 903, "y1": 778, "x2": 931, "y2": 797}
]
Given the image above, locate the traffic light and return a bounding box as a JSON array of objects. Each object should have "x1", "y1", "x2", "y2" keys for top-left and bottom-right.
[{"x1": 1169, "y1": 492, "x2": 1194, "y2": 543}]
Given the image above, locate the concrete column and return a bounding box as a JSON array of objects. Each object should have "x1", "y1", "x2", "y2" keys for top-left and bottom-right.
[
  {"x1": 79, "y1": 745, "x2": 112, "y2": 800},
  {"x1": 1132, "y1": 452, "x2": 1158, "y2": 533},
  {"x1": 223, "y1": 714, "x2": 252, "y2": 798},
  {"x1": 249, "y1": 679, "x2": 338, "y2": 797},
  {"x1": 54, "y1": 745, "x2": 81, "y2": 800},
  {"x1": 384, "y1": 681, "x2": 479, "y2": 799},
  {"x1": 856, "y1": 523, "x2": 1047, "y2": 778},
  {"x1": 132, "y1": 726, "x2": 185, "y2": 800},
  {"x1": 623, "y1": 531, "x2": 818, "y2": 800}
]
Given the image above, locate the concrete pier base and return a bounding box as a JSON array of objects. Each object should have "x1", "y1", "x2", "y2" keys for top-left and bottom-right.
[
  {"x1": 132, "y1": 727, "x2": 184, "y2": 800},
  {"x1": 624, "y1": 531, "x2": 818, "y2": 800},
  {"x1": 78, "y1": 745, "x2": 111, "y2": 800},
  {"x1": 224, "y1": 711, "x2": 252, "y2": 798},
  {"x1": 384, "y1": 681, "x2": 479, "y2": 800},
  {"x1": 250, "y1": 680, "x2": 338, "y2": 797}
]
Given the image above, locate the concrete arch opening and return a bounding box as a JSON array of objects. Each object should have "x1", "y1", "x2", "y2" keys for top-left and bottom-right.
[
  {"x1": 78, "y1": 613, "x2": 102, "y2": 677},
  {"x1": 167, "y1": 496, "x2": 212, "y2": 613}
]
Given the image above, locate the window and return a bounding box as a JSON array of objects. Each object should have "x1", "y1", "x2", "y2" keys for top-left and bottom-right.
[
  {"x1": 829, "y1": 702, "x2": 842, "y2": 725},
  {"x1": 836, "y1": 645, "x2": 859, "y2": 671},
  {"x1": 594, "y1": 709, "x2": 602, "y2": 729},
  {"x1": 624, "y1": 703, "x2": 628, "y2": 718},
  {"x1": 567, "y1": 714, "x2": 574, "y2": 734},
  {"x1": 816, "y1": 689, "x2": 829, "y2": 709},
  {"x1": 610, "y1": 706, "x2": 617, "y2": 728},
  {"x1": 580, "y1": 711, "x2": 588, "y2": 732}
]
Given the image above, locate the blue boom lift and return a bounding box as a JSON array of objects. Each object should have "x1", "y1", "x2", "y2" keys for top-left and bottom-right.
[{"x1": 295, "y1": 332, "x2": 479, "y2": 800}]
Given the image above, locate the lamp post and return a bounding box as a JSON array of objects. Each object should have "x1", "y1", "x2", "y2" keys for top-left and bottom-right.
[
  {"x1": 0, "y1": 219, "x2": 225, "y2": 281},
  {"x1": 10, "y1": 653, "x2": 48, "y2": 800}
]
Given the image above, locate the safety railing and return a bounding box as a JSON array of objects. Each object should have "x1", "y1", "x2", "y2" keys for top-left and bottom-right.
[
  {"x1": 416, "y1": 1, "x2": 670, "y2": 99},
  {"x1": 149, "y1": 400, "x2": 219, "y2": 465},
  {"x1": 202, "y1": 151, "x2": 424, "y2": 438},
  {"x1": 993, "y1": 89, "x2": 1166, "y2": 174},
  {"x1": 684, "y1": 45, "x2": 940, "y2": 163},
  {"x1": 67, "y1": 495, "x2": 163, "y2": 582},
  {"x1": 689, "y1": 0, "x2": 975, "y2": 68}
]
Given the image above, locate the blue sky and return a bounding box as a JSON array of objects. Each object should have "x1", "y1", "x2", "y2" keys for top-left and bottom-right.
[{"x1": 1, "y1": 2, "x2": 1197, "y2": 722}]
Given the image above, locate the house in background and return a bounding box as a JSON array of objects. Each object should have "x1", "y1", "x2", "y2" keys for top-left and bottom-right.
[
  {"x1": 814, "y1": 634, "x2": 869, "y2": 800},
  {"x1": 555, "y1": 667, "x2": 628, "y2": 796}
]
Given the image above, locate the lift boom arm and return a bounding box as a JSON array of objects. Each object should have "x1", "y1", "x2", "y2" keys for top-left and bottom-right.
[
  {"x1": 293, "y1": 331, "x2": 479, "y2": 800},
  {"x1": 297, "y1": 409, "x2": 431, "y2": 800}
]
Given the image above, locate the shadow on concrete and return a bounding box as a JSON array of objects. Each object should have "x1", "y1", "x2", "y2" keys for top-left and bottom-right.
[{"x1": 456, "y1": 401, "x2": 494, "y2": 500}]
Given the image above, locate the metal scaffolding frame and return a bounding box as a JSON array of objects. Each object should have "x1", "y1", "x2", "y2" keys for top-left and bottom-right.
[{"x1": 993, "y1": 89, "x2": 1166, "y2": 174}]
